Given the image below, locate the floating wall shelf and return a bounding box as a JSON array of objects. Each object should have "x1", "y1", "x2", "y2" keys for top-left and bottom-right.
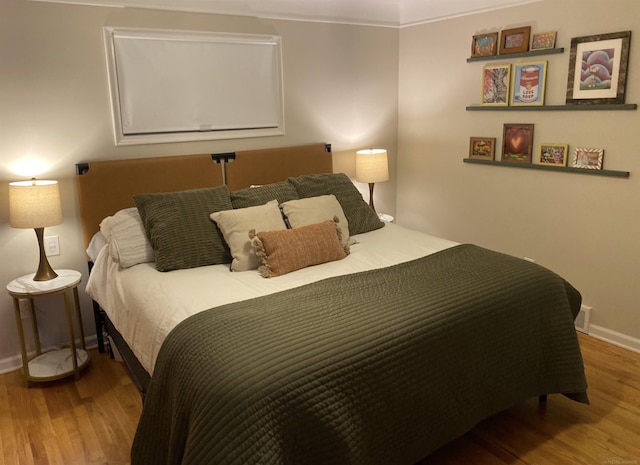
[
  {"x1": 466, "y1": 47, "x2": 564, "y2": 63},
  {"x1": 466, "y1": 103, "x2": 638, "y2": 111},
  {"x1": 465, "y1": 43, "x2": 633, "y2": 179},
  {"x1": 463, "y1": 158, "x2": 630, "y2": 178}
]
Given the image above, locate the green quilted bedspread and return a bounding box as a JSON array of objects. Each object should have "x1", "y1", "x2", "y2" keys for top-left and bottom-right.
[{"x1": 131, "y1": 244, "x2": 588, "y2": 465}]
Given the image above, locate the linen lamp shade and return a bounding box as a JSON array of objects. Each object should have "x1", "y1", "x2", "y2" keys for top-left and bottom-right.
[
  {"x1": 355, "y1": 149, "x2": 388, "y2": 212},
  {"x1": 9, "y1": 179, "x2": 62, "y2": 280}
]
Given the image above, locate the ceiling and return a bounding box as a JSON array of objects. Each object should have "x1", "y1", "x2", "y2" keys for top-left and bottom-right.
[{"x1": 34, "y1": 0, "x2": 541, "y2": 27}]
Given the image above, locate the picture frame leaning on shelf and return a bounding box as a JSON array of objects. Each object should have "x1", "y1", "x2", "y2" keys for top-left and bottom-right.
[
  {"x1": 469, "y1": 137, "x2": 496, "y2": 160},
  {"x1": 481, "y1": 63, "x2": 511, "y2": 106},
  {"x1": 499, "y1": 26, "x2": 531, "y2": 54},
  {"x1": 566, "y1": 30, "x2": 631, "y2": 105},
  {"x1": 471, "y1": 32, "x2": 499, "y2": 57},
  {"x1": 502, "y1": 123, "x2": 534, "y2": 163},
  {"x1": 511, "y1": 61, "x2": 548, "y2": 106}
]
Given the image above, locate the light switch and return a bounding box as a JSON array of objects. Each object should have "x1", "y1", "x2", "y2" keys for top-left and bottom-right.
[{"x1": 45, "y1": 235, "x2": 60, "y2": 256}]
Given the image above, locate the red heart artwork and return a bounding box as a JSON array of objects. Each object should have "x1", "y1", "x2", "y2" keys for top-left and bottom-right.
[
  {"x1": 503, "y1": 124, "x2": 533, "y2": 163},
  {"x1": 509, "y1": 132, "x2": 524, "y2": 152}
]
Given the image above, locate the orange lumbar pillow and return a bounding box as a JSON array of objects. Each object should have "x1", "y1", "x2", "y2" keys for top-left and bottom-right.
[{"x1": 250, "y1": 218, "x2": 349, "y2": 278}]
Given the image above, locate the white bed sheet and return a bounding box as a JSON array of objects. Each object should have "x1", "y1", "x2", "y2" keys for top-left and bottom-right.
[{"x1": 86, "y1": 223, "x2": 458, "y2": 374}]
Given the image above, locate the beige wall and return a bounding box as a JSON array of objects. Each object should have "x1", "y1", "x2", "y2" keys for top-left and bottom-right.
[
  {"x1": 0, "y1": 0, "x2": 398, "y2": 369},
  {"x1": 398, "y1": 0, "x2": 640, "y2": 346}
]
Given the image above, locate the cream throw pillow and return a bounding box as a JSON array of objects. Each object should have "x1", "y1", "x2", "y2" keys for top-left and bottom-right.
[
  {"x1": 280, "y1": 195, "x2": 350, "y2": 247},
  {"x1": 210, "y1": 200, "x2": 287, "y2": 271},
  {"x1": 99, "y1": 207, "x2": 155, "y2": 268}
]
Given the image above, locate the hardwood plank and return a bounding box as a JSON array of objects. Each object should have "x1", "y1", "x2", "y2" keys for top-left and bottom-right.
[
  {"x1": 0, "y1": 350, "x2": 141, "y2": 465},
  {"x1": 0, "y1": 334, "x2": 638, "y2": 465},
  {"x1": 418, "y1": 334, "x2": 640, "y2": 465}
]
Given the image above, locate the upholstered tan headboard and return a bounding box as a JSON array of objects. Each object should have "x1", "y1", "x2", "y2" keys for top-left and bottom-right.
[
  {"x1": 75, "y1": 143, "x2": 333, "y2": 250},
  {"x1": 224, "y1": 143, "x2": 333, "y2": 191}
]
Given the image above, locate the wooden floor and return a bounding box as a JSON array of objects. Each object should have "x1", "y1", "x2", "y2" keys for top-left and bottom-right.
[
  {"x1": 0, "y1": 349, "x2": 141, "y2": 465},
  {"x1": 0, "y1": 333, "x2": 638, "y2": 465},
  {"x1": 420, "y1": 333, "x2": 640, "y2": 465}
]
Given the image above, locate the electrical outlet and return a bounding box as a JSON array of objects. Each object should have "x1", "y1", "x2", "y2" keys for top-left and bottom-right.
[
  {"x1": 45, "y1": 235, "x2": 60, "y2": 256},
  {"x1": 575, "y1": 305, "x2": 592, "y2": 334}
]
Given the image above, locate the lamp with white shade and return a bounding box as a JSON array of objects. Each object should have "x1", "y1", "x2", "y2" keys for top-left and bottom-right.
[
  {"x1": 9, "y1": 179, "x2": 62, "y2": 281},
  {"x1": 355, "y1": 148, "x2": 388, "y2": 213}
]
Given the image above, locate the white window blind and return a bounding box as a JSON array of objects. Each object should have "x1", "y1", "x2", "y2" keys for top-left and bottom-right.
[{"x1": 104, "y1": 28, "x2": 284, "y2": 145}]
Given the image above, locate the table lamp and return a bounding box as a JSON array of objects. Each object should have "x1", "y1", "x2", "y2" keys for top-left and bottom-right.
[
  {"x1": 9, "y1": 179, "x2": 62, "y2": 281},
  {"x1": 356, "y1": 148, "x2": 388, "y2": 213}
]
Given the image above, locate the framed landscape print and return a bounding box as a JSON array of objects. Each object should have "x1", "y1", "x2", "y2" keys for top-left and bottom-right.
[
  {"x1": 511, "y1": 61, "x2": 547, "y2": 106},
  {"x1": 566, "y1": 30, "x2": 631, "y2": 105},
  {"x1": 499, "y1": 26, "x2": 531, "y2": 54},
  {"x1": 531, "y1": 31, "x2": 557, "y2": 50},
  {"x1": 539, "y1": 143, "x2": 569, "y2": 166},
  {"x1": 572, "y1": 147, "x2": 604, "y2": 169},
  {"x1": 481, "y1": 64, "x2": 511, "y2": 106},
  {"x1": 469, "y1": 137, "x2": 496, "y2": 160},
  {"x1": 472, "y1": 32, "x2": 498, "y2": 57},
  {"x1": 502, "y1": 123, "x2": 534, "y2": 163}
]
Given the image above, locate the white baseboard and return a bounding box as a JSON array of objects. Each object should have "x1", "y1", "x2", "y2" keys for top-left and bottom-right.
[
  {"x1": 0, "y1": 353, "x2": 24, "y2": 375},
  {"x1": 588, "y1": 324, "x2": 640, "y2": 354},
  {"x1": 0, "y1": 335, "x2": 99, "y2": 375}
]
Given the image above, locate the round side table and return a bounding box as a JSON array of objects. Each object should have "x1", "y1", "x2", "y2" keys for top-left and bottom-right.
[{"x1": 7, "y1": 269, "x2": 90, "y2": 386}]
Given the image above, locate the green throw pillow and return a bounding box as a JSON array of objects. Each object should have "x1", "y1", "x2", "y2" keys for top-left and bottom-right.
[
  {"x1": 288, "y1": 173, "x2": 383, "y2": 235},
  {"x1": 134, "y1": 186, "x2": 233, "y2": 271},
  {"x1": 230, "y1": 181, "x2": 299, "y2": 209}
]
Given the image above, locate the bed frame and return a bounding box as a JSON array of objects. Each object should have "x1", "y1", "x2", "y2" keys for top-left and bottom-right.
[{"x1": 76, "y1": 143, "x2": 333, "y2": 396}]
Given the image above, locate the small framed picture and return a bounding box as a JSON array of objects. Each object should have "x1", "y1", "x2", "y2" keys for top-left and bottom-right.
[
  {"x1": 481, "y1": 64, "x2": 511, "y2": 106},
  {"x1": 471, "y1": 32, "x2": 499, "y2": 57},
  {"x1": 539, "y1": 143, "x2": 569, "y2": 166},
  {"x1": 511, "y1": 61, "x2": 547, "y2": 106},
  {"x1": 502, "y1": 123, "x2": 534, "y2": 163},
  {"x1": 566, "y1": 30, "x2": 631, "y2": 105},
  {"x1": 499, "y1": 26, "x2": 531, "y2": 55},
  {"x1": 572, "y1": 147, "x2": 604, "y2": 169},
  {"x1": 531, "y1": 31, "x2": 557, "y2": 50},
  {"x1": 469, "y1": 137, "x2": 496, "y2": 160}
]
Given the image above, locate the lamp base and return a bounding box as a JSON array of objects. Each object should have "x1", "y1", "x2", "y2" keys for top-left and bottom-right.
[
  {"x1": 34, "y1": 227, "x2": 58, "y2": 281},
  {"x1": 368, "y1": 183, "x2": 376, "y2": 213}
]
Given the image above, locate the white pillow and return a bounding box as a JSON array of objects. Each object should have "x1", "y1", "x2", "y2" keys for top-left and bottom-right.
[
  {"x1": 86, "y1": 231, "x2": 107, "y2": 263},
  {"x1": 280, "y1": 195, "x2": 350, "y2": 247},
  {"x1": 99, "y1": 207, "x2": 155, "y2": 268},
  {"x1": 210, "y1": 200, "x2": 287, "y2": 271}
]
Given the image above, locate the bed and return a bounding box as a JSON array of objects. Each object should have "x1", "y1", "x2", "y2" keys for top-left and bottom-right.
[{"x1": 76, "y1": 143, "x2": 588, "y2": 465}]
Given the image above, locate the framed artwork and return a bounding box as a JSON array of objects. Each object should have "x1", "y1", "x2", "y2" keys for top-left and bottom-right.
[
  {"x1": 511, "y1": 61, "x2": 547, "y2": 106},
  {"x1": 502, "y1": 123, "x2": 534, "y2": 163},
  {"x1": 572, "y1": 147, "x2": 604, "y2": 169},
  {"x1": 472, "y1": 32, "x2": 499, "y2": 57},
  {"x1": 481, "y1": 64, "x2": 511, "y2": 106},
  {"x1": 566, "y1": 30, "x2": 631, "y2": 105},
  {"x1": 469, "y1": 137, "x2": 496, "y2": 160},
  {"x1": 539, "y1": 143, "x2": 569, "y2": 166},
  {"x1": 531, "y1": 31, "x2": 557, "y2": 50},
  {"x1": 499, "y1": 26, "x2": 531, "y2": 54}
]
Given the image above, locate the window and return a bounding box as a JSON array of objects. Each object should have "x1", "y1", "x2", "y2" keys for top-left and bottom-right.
[{"x1": 104, "y1": 28, "x2": 284, "y2": 145}]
